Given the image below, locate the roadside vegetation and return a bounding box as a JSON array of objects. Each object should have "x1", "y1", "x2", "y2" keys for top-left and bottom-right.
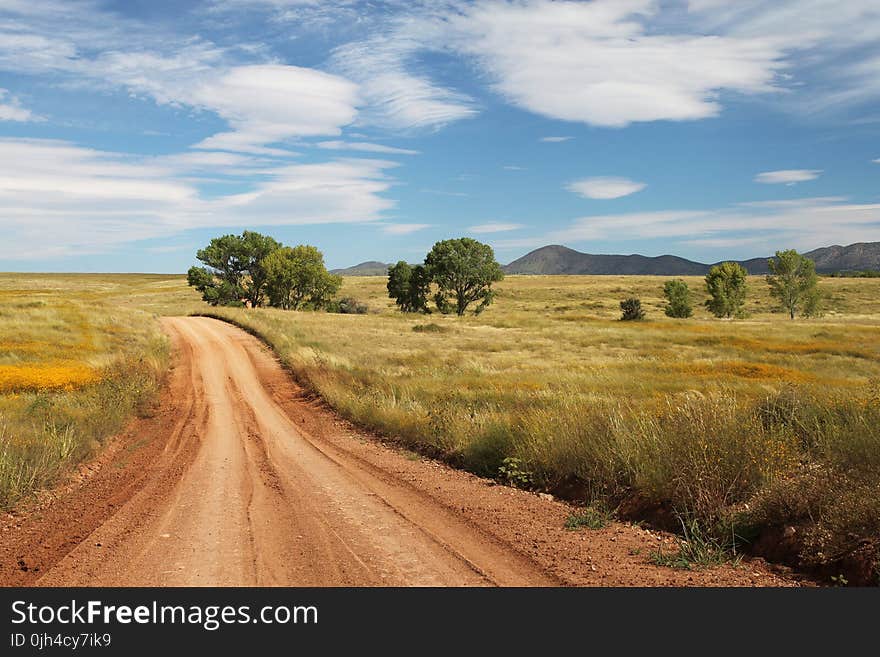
[{"x1": 0, "y1": 274, "x2": 185, "y2": 509}]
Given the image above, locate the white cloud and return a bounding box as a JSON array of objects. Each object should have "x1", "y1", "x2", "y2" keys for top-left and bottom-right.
[
  {"x1": 331, "y1": 37, "x2": 477, "y2": 131},
  {"x1": 873, "y1": 158, "x2": 880, "y2": 164},
  {"x1": 0, "y1": 88, "x2": 39, "y2": 121},
  {"x1": 380, "y1": 223, "x2": 431, "y2": 235},
  {"x1": 503, "y1": 165, "x2": 525, "y2": 171},
  {"x1": 540, "y1": 136, "x2": 573, "y2": 142},
  {"x1": 184, "y1": 64, "x2": 360, "y2": 152},
  {"x1": 0, "y1": 138, "x2": 396, "y2": 258},
  {"x1": 0, "y1": 5, "x2": 360, "y2": 151},
  {"x1": 494, "y1": 197, "x2": 880, "y2": 255},
  {"x1": 754, "y1": 169, "x2": 822, "y2": 184},
  {"x1": 321, "y1": 0, "x2": 880, "y2": 128},
  {"x1": 686, "y1": 1, "x2": 880, "y2": 116},
  {"x1": 316, "y1": 140, "x2": 419, "y2": 155},
  {"x1": 567, "y1": 177, "x2": 646, "y2": 200},
  {"x1": 468, "y1": 222, "x2": 524, "y2": 234},
  {"x1": 431, "y1": 0, "x2": 785, "y2": 128}
]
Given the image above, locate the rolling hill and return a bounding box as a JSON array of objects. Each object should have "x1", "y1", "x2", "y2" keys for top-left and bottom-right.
[{"x1": 330, "y1": 261, "x2": 391, "y2": 276}]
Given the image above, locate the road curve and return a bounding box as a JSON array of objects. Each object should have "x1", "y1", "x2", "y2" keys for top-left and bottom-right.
[{"x1": 36, "y1": 317, "x2": 557, "y2": 586}]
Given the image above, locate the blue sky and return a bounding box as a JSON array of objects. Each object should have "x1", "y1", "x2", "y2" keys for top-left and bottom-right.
[{"x1": 1, "y1": 0, "x2": 879, "y2": 272}]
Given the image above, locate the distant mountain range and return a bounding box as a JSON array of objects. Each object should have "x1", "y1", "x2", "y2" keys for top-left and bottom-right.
[
  {"x1": 332, "y1": 242, "x2": 880, "y2": 277},
  {"x1": 503, "y1": 243, "x2": 880, "y2": 275}
]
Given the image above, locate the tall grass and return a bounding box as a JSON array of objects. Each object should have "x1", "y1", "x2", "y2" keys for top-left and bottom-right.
[{"x1": 0, "y1": 274, "x2": 174, "y2": 509}]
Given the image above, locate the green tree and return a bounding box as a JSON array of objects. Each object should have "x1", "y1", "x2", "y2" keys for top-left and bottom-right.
[
  {"x1": 663, "y1": 279, "x2": 693, "y2": 318},
  {"x1": 424, "y1": 238, "x2": 504, "y2": 316},
  {"x1": 187, "y1": 231, "x2": 281, "y2": 307},
  {"x1": 766, "y1": 249, "x2": 821, "y2": 319},
  {"x1": 387, "y1": 261, "x2": 431, "y2": 313},
  {"x1": 620, "y1": 297, "x2": 645, "y2": 321},
  {"x1": 239, "y1": 231, "x2": 283, "y2": 308},
  {"x1": 704, "y1": 262, "x2": 749, "y2": 318},
  {"x1": 263, "y1": 245, "x2": 341, "y2": 310}
]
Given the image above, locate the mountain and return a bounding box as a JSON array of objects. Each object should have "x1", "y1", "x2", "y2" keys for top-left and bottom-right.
[
  {"x1": 503, "y1": 242, "x2": 880, "y2": 275},
  {"x1": 802, "y1": 242, "x2": 880, "y2": 272},
  {"x1": 502, "y1": 245, "x2": 709, "y2": 275},
  {"x1": 330, "y1": 261, "x2": 391, "y2": 276}
]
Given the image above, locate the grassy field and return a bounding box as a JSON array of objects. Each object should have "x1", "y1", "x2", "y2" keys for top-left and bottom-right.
[
  {"x1": 0, "y1": 274, "x2": 186, "y2": 508},
  {"x1": 1, "y1": 272, "x2": 878, "y2": 580}
]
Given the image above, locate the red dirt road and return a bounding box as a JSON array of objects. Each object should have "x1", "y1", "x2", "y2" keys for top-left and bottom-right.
[{"x1": 1, "y1": 317, "x2": 800, "y2": 586}]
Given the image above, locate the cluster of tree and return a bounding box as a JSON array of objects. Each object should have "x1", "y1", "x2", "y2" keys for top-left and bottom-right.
[
  {"x1": 387, "y1": 238, "x2": 504, "y2": 316},
  {"x1": 620, "y1": 249, "x2": 821, "y2": 321},
  {"x1": 187, "y1": 231, "x2": 342, "y2": 310}
]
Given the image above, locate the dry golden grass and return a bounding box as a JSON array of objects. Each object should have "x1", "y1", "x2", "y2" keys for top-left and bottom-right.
[
  {"x1": 203, "y1": 274, "x2": 880, "y2": 407},
  {"x1": 2, "y1": 271, "x2": 878, "y2": 579},
  {"x1": 0, "y1": 273, "x2": 191, "y2": 508}
]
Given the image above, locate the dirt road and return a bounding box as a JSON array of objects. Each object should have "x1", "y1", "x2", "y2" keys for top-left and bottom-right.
[{"x1": 1, "y1": 317, "x2": 799, "y2": 586}]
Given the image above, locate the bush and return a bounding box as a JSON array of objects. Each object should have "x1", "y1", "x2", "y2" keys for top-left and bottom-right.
[
  {"x1": 620, "y1": 297, "x2": 645, "y2": 321},
  {"x1": 328, "y1": 297, "x2": 368, "y2": 314},
  {"x1": 412, "y1": 323, "x2": 448, "y2": 333}
]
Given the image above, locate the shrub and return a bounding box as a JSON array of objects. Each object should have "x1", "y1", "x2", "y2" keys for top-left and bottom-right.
[
  {"x1": 620, "y1": 297, "x2": 645, "y2": 321},
  {"x1": 412, "y1": 323, "x2": 448, "y2": 333},
  {"x1": 328, "y1": 297, "x2": 368, "y2": 314}
]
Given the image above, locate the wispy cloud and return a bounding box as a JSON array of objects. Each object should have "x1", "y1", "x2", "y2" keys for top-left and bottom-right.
[
  {"x1": 494, "y1": 197, "x2": 880, "y2": 256},
  {"x1": 503, "y1": 165, "x2": 525, "y2": 171},
  {"x1": 187, "y1": 64, "x2": 360, "y2": 152},
  {"x1": 687, "y1": 1, "x2": 880, "y2": 117},
  {"x1": 316, "y1": 140, "x2": 419, "y2": 155},
  {"x1": 540, "y1": 136, "x2": 572, "y2": 143},
  {"x1": 330, "y1": 35, "x2": 477, "y2": 132},
  {"x1": 420, "y1": 188, "x2": 468, "y2": 197},
  {"x1": 0, "y1": 138, "x2": 397, "y2": 258},
  {"x1": 381, "y1": 223, "x2": 431, "y2": 235},
  {"x1": 754, "y1": 169, "x2": 822, "y2": 184},
  {"x1": 0, "y1": 88, "x2": 40, "y2": 122},
  {"x1": 0, "y1": 5, "x2": 359, "y2": 152},
  {"x1": 468, "y1": 222, "x2": 524, "y2": 234},
  {"x1": 567, "y1": 177, "x2": 646, "y2": 200}
]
